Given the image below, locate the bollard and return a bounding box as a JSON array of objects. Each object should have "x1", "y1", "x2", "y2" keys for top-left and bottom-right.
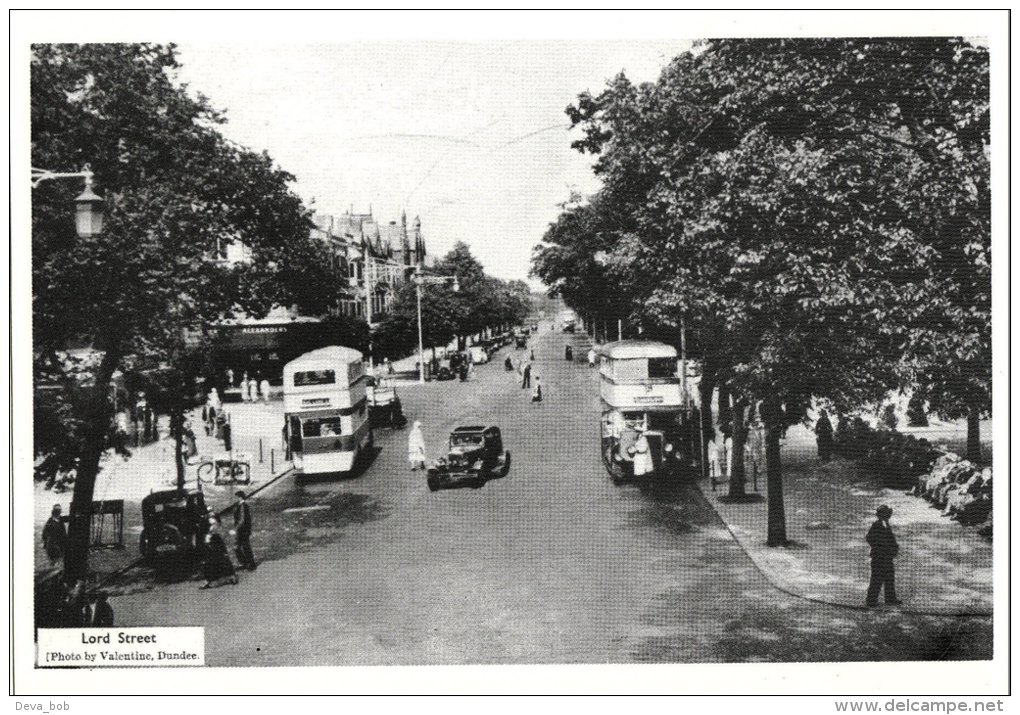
[
  {"x1": 259, "y1": 438, "x2": 264, "y2": 464},
  {"x1": 271, "y1": 449, "x2": 275, "y2": 474}
]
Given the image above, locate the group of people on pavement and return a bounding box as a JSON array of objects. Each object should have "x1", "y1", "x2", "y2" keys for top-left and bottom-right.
[{"x1": 224, "y1": 368, "x2": 272, "y2": 403}]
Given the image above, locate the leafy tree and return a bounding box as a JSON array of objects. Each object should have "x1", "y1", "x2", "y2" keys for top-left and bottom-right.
[
  {"x1": 32, "y1": 43, "x2": 324, "y2": 584},
  {"x1": 540, "y1": 37, "x2": 989, "y2": 544}
]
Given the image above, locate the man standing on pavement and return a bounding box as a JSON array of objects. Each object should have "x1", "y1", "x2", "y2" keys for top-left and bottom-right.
[
  {"x1": 42, "y1": 504, "x2": 67, "y2": 568},
  {"x1": 521, "y1": 360, "x2": 532, "y2": 389},
  {"x1": 231, "y1": 490, "x2": 257, "y2": 571},
  {"x1": 866, "y1": 505, "x2": 901, "y2": 606},
  {"x1": 815, "y1": 409, "x2": 834, "y2": 462},
  {"x1": 587, "y1": 348, "x2": 597, "y2": 368}
]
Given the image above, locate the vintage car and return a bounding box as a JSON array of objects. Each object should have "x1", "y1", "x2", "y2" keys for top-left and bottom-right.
[
  {"x1": 427, "y1": 425, "x2": 511, "y2": 491},
  {"x1": 366, "y1": 375, "x2": 407, "y2": 428},
  {"x1": 433, "y1": 355, "x2": 456, "y2": 380},
  {"x1": 139, "y1": 488, "x2": 209, "y2": 564}
]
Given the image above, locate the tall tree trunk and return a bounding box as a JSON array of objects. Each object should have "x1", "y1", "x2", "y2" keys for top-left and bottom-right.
[
  {"x1": 966, "y1": 402, "x2": 982, "y2": 465},
  {"x1": 698, "y1": 375, "x2": 715, "y2": 478},
  {"x1": 65, "y1": 347, "x2": 122, "y2": 586},
  {"x1": 727, "y1": 399, "x2": 748, "y2": 499},
  {"x1": 763, "y1": 398, "x2": 787, "y2": 546}
]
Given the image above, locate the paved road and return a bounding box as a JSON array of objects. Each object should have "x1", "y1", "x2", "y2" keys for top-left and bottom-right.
[{"x1": 112, "y1": 324, "x2": 991, "y2": 665}]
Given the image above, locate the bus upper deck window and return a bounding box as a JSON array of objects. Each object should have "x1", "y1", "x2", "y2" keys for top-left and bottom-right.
[
  {"x1": 648, "y1": 358, "x2": 678, "y2": 378},
  {"x1": 294, "y1": 369, "x2": 336, "y2": 387}
]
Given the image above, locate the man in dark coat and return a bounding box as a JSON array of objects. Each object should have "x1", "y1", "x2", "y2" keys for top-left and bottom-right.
[
  {"x1": 232, "y1": 491, "x2": 257, "y2": 571},
  {"x1": 521, "y1": 361, "x2": 532, "y2": 389},
  {"x1": 815, "y1": 410, "x2": 834, "y2": 462},
  {"x1": 42, "y1": 504, "x2": 67, "y2": 567},
  {"x1": 866, "y1": 504, "x2": 902, "y2": 606}
]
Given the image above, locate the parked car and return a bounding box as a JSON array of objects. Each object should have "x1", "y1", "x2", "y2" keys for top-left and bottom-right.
[
  {"x1": 427, "y1": 425, "x2": 511, "y2": 491},
  {"x1": 139, "y1": 489, "x2": 209, "y2": 565},
  {"x1": 434, "y1": 355, "x2": 455, "y2": 380}
]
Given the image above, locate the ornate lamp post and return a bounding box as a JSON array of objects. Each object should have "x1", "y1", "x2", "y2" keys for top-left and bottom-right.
[
  {"x1": 413, "y1": 263, "x2": 459, "y2": 384},
  {"x1": 32, "y1": 164, "x2": 105, "y2": 238}
]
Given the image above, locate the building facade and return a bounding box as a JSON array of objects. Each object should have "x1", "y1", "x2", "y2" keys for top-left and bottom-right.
[{"x1": 208, "y1": 207, "x2": 431, "y2": 386}]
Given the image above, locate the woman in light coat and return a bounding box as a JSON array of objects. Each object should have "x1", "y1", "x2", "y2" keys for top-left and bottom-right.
[
  {"x1": 707, "y1": 436, "x2": 722, "y2": 482},
  {"x1": 408, "y1": 421, "x2": 427, "y2": 471},
  {"x1": 631, "y1": 425, "x2": 654, "y2": 477}
]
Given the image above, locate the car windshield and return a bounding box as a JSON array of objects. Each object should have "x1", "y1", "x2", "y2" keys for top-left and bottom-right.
[{"x1": 450, "y1": 434, "x2": 484, "y2": 447}]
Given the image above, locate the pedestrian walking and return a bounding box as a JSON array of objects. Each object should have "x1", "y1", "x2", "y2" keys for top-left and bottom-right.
[
  {"x1": 746, "y1": 419, "x2": 765, "y2": 487},
  {"x1": 505, "y1": 354, "x2": 514, "y2": 372},
  {"x1": 231, "y1": 491, "x2": 256, "y2": 571},
  {"x1": 247, "y1": 377, "x2": 258, "y2": 403},
  {"x1": 530, "y1": 348, "x2": 535, "y2": 361},
  {"x1": 42, "y1": 504, "x2": 67, "y2": 567},
  {"x1": 865, "y1": 505, "x2": 901, "y2": 606},
  {"x1": 587, "y1": 348, "x2": 597, "y2": 368},
  {"x1": 724, "y1": 434, "x2": 734, "y2": 480},
  {"x1": 91, "y1": 592, "x2": 114, "y2": 627},
  {"x1": 531, "y1": 376, "x2": 543, "y2": 402},
  {"x1": 408, "y1": 421, "x2": 427, "y2": 471},
  {"x1": 707, "y1": 435, "x2": 722, "y2": 485},
  {"x1": 565, "y1": 345, "x2": 573, "y2": 361},
  {"x1": 226, "y1": 368, "x2": 235, "y2": 387},
  {"x1": 521, "y1": 361, "x2": 532, "y2": 389},
  {"x1": 200, "y1": 515, "x2": 238, "y2": 589},
  {"x1": 385, "y1": 357, "x2": 394, "y2": 375},
  {"x1": 631, "y1": 425, "x2": 654, "y2": 477},
  {"x1": 815, "y1": 409, "x2": 834, "y2": 462},
  {"x1": 241, "y1": 374, "x2": 252, "y2": 403},
  {"x1": 182, "y1": 420, "x2": 198, "y2": 462},
  {"x1": 222, "y1": 418, "x2": 232, "y2": 452},
  {"x1": 205, "y1": 389, "x2": 220, "y2": 436},
  {"x1": 260, "y1": 377, "x2": 271, "y2": 404}
]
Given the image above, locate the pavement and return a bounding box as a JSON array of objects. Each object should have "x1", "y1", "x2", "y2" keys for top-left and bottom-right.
[
  {"x1": 702, "y1": 437, "x2": 993, "y2": 616},
  {"x1": 34, "y1": 323, "x2": 993, "y2": 665},
  {"x1": 33, "y1": 400, "x2": 295, "y2": 583}
]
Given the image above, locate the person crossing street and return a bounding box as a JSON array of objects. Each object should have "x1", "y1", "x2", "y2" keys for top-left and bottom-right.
[{"x1": 231, "y1": 491, "x2": 257, "y2": 571}]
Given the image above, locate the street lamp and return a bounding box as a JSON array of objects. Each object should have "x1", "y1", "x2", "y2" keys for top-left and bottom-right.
[
  {"x1": 32, "y1": 164, "x2": 105, "y2": 238},
  {"x1": 413, "y1": 264, "x2": 459, "y2": 384}
]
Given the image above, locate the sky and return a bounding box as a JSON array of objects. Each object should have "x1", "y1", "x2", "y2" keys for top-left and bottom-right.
[{"x1": 174, "y1": 41, "x2": 692, "y2": 287}]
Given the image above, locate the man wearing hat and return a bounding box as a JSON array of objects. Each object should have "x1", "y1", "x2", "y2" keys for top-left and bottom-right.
[
  {"x1": 42, "y1": 504, "x2": 67, "y2": 567},
  {"x1": 866, "y1": 504, "x2": 902, "y2": 606},
  {"x1": 231, "y1": 491, "x2": 257, "y2": 571}
]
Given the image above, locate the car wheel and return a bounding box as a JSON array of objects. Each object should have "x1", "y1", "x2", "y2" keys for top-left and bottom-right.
[
  {"x1": 427, "y1": 477, "x2": 439, "y2": 492},
  {"x1": 499, "y1": 451, "x2": 511, "y2": 477}
]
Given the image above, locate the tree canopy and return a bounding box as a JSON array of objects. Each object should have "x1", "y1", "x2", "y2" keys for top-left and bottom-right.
[
  {"x1": 532, "y1": 37, "x2": 990, "y2": 542},
  {"x1": 31, "y1": 43, "x2": 334, "y2": 581}
]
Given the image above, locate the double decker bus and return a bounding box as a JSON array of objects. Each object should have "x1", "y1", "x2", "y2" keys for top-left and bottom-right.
[
  {"x1": 283, "y1": 346, "x2": 372, "y2": 475},
  {"x1": 598, "y1": 340, "x2": 693, "y2": 481}
]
